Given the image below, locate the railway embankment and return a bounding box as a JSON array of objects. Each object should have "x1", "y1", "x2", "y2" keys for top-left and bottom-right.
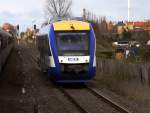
[{"x1": 95, "y1": 59, "x2": 150, "y2": 113}]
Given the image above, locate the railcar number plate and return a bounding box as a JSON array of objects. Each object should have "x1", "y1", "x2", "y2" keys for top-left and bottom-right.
[{"x1": 68, "y1": 58, "x2": 79, "y2": 61}]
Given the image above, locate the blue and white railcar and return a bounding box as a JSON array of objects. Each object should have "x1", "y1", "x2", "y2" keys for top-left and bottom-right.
[{"x1": 37, "y1": 20, "x2": 96, "y2": 83}]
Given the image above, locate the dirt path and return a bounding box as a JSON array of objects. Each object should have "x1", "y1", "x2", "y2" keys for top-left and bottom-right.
[{"x1": 0, "y1": 41, "x2": 80, "y2": 113}]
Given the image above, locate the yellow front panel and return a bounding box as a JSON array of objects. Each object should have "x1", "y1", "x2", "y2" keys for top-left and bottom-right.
[{"x1": 53, "y1": 20, "x2": 90, "y2": 31}]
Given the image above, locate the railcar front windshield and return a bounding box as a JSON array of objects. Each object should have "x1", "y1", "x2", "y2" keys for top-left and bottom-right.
[{"x1": 56, "y1": 31, "x2": 89, "y2": 56}]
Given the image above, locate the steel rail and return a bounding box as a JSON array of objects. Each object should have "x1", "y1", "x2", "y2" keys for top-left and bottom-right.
[
  {"x1": 58, "y1": 87, "x2": 90, "y2": 113},
  {"x1": 87, "y1": 87, "x2": 132, "y2": 113}
]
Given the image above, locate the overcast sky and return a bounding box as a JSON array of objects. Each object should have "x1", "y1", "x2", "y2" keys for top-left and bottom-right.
[{"x1": 0, "y1": 0, "x2": 150, "y2": 30}]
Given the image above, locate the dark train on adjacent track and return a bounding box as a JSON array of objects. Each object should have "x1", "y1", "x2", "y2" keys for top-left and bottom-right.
[
  {"x1": 0, "y1": 23, "x2": 17, "y2": 73},
  {"x1": 36, "y1": 18, "x2": 96, "y2": 83}
]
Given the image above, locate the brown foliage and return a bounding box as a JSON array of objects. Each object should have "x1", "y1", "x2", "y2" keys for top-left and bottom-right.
[{"x1": 83, "y1": 9, "x2": 115, "y2": 48}]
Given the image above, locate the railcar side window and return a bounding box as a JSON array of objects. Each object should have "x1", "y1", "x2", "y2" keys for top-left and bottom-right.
[
  {"x1": 37, "y1": 35, "x2": 51, "y2": 56},
  {"x1": 1, "y1": 36, "x2": 8, "y2": 49},
  {"x1": 45, "y1": 35, "x2": 51, "y2": 56}
]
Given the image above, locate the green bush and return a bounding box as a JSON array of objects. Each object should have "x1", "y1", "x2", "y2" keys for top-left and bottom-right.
[{"x1": 97, "y1": 50, "x2": 114, "y2": 59}]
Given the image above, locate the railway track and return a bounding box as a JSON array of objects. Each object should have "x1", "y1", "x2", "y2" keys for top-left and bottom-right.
[
  {"x1": 58, "y1": 85, "x2": 132, "y2": 113},
  {"x1": 58, "y1": 87, "x2": 90, "y2": 113},
  {"x1": 86, "y1": 87, "x2": 132, "y2": 113}
]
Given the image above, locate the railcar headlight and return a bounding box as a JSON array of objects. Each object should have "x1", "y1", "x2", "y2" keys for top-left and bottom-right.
[
  {"x1": 85, "y1": 60, "x2": 88, "y2": 63},
  {"x1": 60, "y1": 60, "x2": 63, "y2": 63}
]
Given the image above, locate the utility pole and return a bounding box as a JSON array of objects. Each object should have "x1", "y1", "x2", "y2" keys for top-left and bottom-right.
[
  {"x1": 83, "y1": 8, "x2": 86, "y2": 20},
  {"x1": 128, "y1": 0, "x2": 131, "y2": 22}
]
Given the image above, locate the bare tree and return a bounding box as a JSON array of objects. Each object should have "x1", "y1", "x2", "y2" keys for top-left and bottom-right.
[{"x1": 45, "y1": 0, "x2": 72, "y2": 20}]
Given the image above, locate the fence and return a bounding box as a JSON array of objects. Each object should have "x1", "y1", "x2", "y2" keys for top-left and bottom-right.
[{"x1": 96, "y1": 59, "x2": 150, "y2": 86}]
